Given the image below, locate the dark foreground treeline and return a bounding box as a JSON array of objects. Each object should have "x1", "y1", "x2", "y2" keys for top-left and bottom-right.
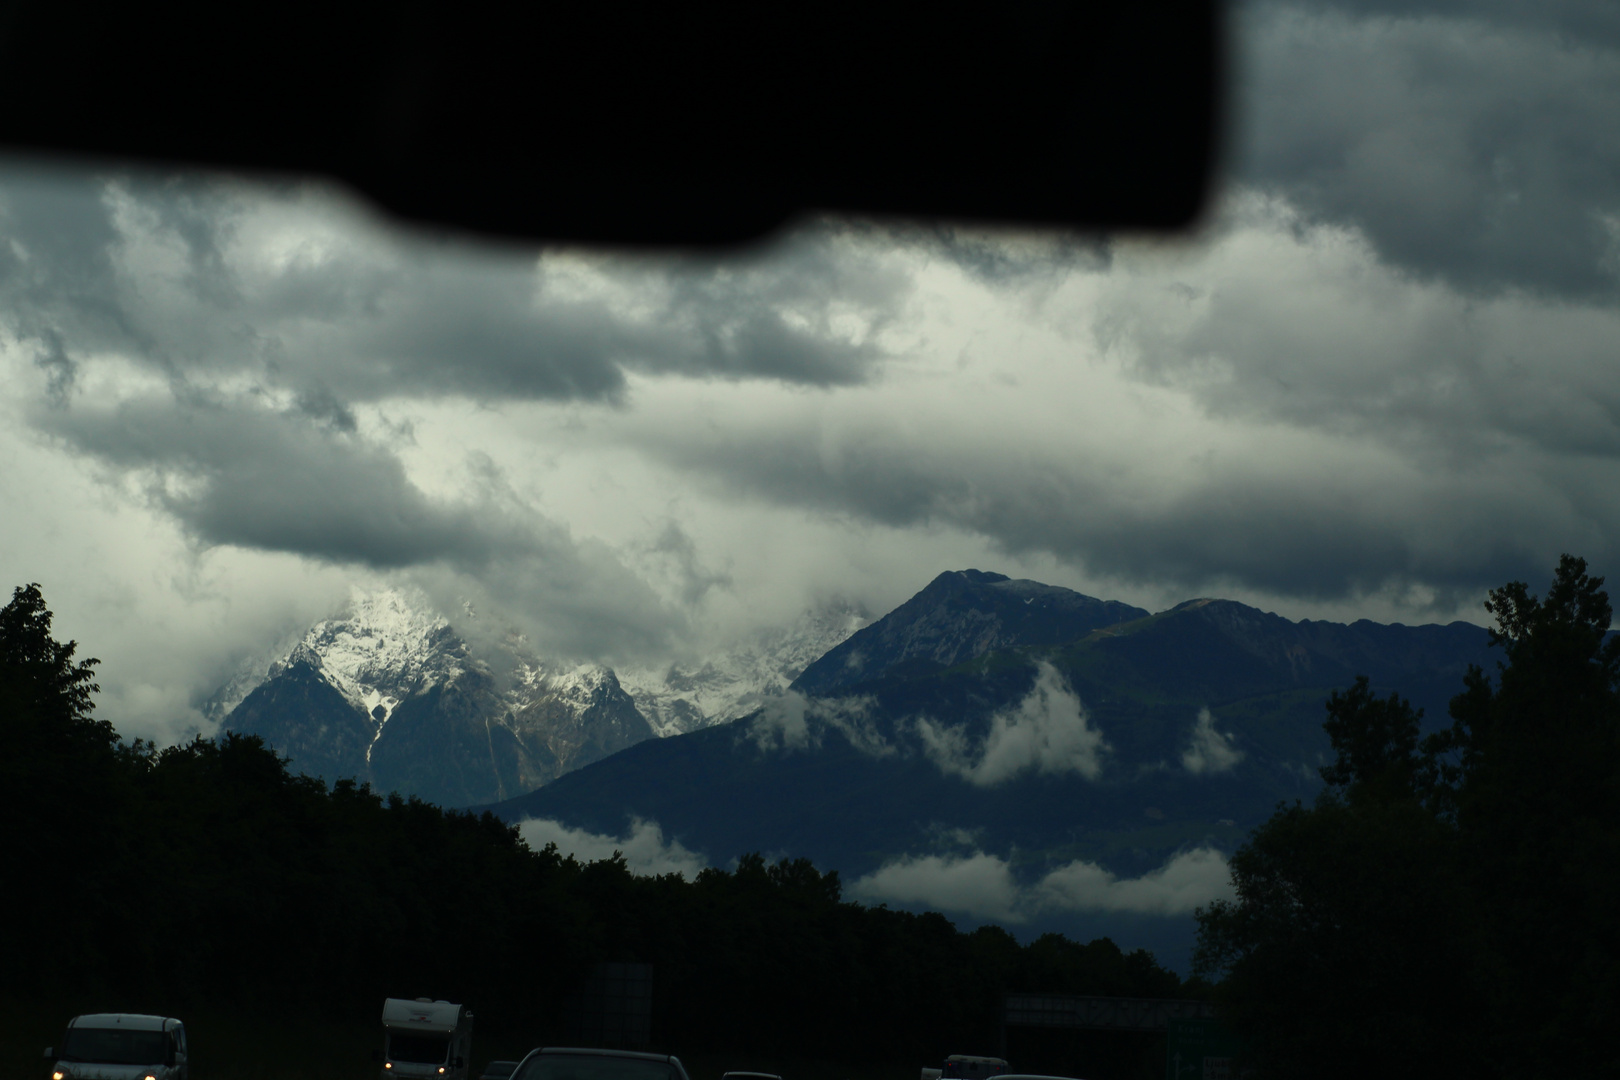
[
  {"x1": 3, "y1": 583, "x2": 1189, "y2": 1067},
  {"x1": 1194, "y1": 555, "x2": 1620, "y2": 1080}
]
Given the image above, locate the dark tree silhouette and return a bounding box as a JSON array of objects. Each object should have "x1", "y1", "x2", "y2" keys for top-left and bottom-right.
[
  {"x1": 1195, "y1": 556, "x2": 1620, "y2": 1080},
  {"x1": 1, "y1": 582, "x2": 107, "y2": 751}
]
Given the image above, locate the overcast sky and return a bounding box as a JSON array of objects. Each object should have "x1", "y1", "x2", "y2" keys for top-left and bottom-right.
[{"x1": 4, "y1": 0, "x2": 1620, "y2": 746}]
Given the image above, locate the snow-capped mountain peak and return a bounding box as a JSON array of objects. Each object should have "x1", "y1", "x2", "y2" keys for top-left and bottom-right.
[
  {"x1": 303, "y1": 587, "x2": 462, "y2": 722},
  {"x1": 220, "y1": 586, "x2": 461, "y2": 729},
  {"x1": 220, "y1": 588, "x2": 657, "y2": 807}
]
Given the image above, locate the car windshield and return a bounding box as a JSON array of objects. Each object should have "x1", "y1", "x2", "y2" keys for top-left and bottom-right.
[
  {"x1": 514, "y1": 1056, "x2": 675, "y2": 1080},
  {"x1": 388, "y1": 1035, "x2": 450, "y2": 1064},
  {"x1": 60, "y1": 1029, "x2": 166, "y2": 1065},
  {"x1": 6, "y1": 4, "x2": 1618, "y2": 1078}
]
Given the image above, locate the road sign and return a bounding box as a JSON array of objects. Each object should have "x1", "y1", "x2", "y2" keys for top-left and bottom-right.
[{"x1": 1165, "y1": 1018, "x2": 1246, "y2": 1080}]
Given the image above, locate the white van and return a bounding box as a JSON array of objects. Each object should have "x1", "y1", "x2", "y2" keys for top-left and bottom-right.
[
  {"x1": 381, "y1": 998, "x2": 474, "y2": 1080},
  {"x1": 46, "y1": 1014, "x2": 188, "y2": 1080}
]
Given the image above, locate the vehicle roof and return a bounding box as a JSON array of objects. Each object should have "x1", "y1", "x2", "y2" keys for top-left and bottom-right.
[
  {"x1": 945, "y1": 1058, "x2": 1007, "y2": 1065},
  {"x1": 533, "y1": 1049, "x2": 679, "y2": 1063},
  {"x1": 69, "y1": 1015, "x2": 178, "y2": 1031},
  {"x1": 382, "y1": 999, "x2": 464, "y2": 1033}
]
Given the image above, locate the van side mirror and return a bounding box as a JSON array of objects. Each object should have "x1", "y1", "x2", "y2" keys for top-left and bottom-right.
[
  {"x1": 455, "y1": 1058, "x2": 465, "y2": 1069},
  {"x1": 44, "y1": 1048, "x2": 54, "y2": 1060}
]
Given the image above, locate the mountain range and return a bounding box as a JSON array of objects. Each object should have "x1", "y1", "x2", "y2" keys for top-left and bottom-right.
[
  {"x1": 484, "y1": 569, "x2": 1494, "y2": 880},
  {"x1": 212, "y1": 589, "x2": 868, "y2": 807},
  {"x1": 212, "y1": 569, "x2": 1500, "y2": 968},
  {"x1": 214, "y1": 570, "x2": 1496, "y2": 900},
  {"x1": 459, "y1": 569, "x2": 1498, "y2": 969}
]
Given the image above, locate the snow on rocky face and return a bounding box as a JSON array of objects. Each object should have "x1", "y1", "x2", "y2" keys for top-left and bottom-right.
[
  {"x1": 219, "y1": 588, "x2": 650, "y2": 806},
  {"x1": 213, "y1": 589, "x2": 866, "y2": 806},
  {"x1": 294, "y1": 589, "x2": 463, "y2": 728},
  {"x1": 207, "y1": 588, "x2": 456, "y2": 725}
]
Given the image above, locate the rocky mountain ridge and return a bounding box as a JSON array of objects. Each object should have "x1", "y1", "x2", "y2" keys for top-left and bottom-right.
[
  {"x1": 214, "y1": 588, "x2": 869, "y2": 804},
  {"x1": 490, "y1": 575, "x2": 1496, "y2": 883},
  {"x1": 219, "y1": 591, "x2": 654, "y2": 806},
  {"x1": 792, "y1": 569, "x2": 1149, "y2": 696}
]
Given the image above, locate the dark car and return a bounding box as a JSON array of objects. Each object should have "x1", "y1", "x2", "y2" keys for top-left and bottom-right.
[
  {"x1": 480, "y1": 1063, "x2": 520, "y2": 1080},
  {"x1": 941, "y1": 1057, "x2": 1008, "y2": 1080},
  {"x1": 512, "y1": 1049, "x2": 691, "y2": 1080}
]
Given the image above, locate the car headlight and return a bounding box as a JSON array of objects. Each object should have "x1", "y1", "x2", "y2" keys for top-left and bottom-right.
[{"x1": 52, "y1": 1070, "x2": 66, "y2": 1080}]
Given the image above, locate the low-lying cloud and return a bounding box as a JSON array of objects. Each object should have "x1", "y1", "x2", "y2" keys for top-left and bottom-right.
[
  {"x1": 744, "y1": 690, "x2": 892, "y2": 756},
  {"x1": 849, "y1": 846, "x2": 1235, "y2": 922},
  {"x1": 1030, "y1": 847, "x2": 1235, "y2": 916},
  {"x1": 851, "y1": 852, "x2": 1025, "y2": 922},
  {"x1": 1182, "y1": 707, "x2": 1245, "y2": 775},
  {"x1": 518, "y1": 816, "x2": 709, "y2": 879},
  {"x1": 916, "y1": 663, "x2": 1108, "y2": 786}
]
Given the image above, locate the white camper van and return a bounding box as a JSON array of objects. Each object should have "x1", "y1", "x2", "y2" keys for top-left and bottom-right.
[
  {"x1": 46, "y1": 1014, "x2": 188, "y2": 1080},
  {"x1": 381, "y1": 998, "x2": 474, "y2": 1080}
]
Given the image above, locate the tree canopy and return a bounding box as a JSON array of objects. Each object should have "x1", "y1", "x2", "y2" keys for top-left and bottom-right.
[
  {"x1": 1195, "y1": 555, "x2": 1620, "y2": 1080},
  {"x1": 1, "y1": 582, "x2": 109, "y2": 752}
]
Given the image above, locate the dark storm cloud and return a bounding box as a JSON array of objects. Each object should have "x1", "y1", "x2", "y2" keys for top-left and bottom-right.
[
  {"x1": 38, "y1": 389, "x2": 533, "y2": 566},
  {"x1": 626, "y1": 395, "x2": 1601, "y2": 610},
  {"x1": 640, "y1": 230, "x2": 910, "y2": 383},
  {"x1": 31, "y1": 387, "x2": 685, "y2": 658},
  {"x1": 0, "y1": 170, "x2": 134, "y2": 395},
  {"x1": 1309, "y1": 0, "x2": 1620, "y2": 48},
  {"x1": 852, "y1": 220, "x2": 1112, "y2": 287},
  {"x1": 1098, "y1": 195, "x2": 1620, "y2": 464},
  {"x1": 0, "y1": 172, "x2": 909, "y2": 408},
  {"x1": 1234, "y1": 0, "x2": 1620, "y2": 297}
]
